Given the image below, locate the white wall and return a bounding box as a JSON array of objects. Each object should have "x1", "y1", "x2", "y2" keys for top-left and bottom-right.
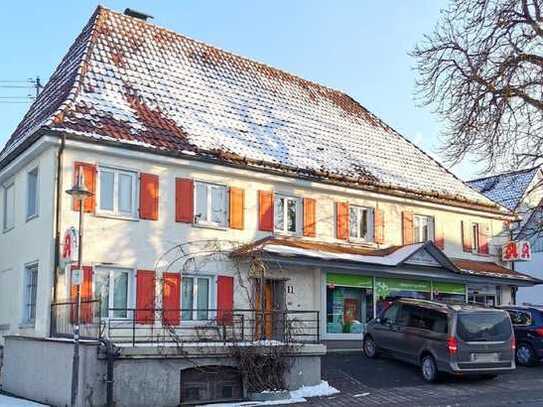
[
  {"x1": 516, "y1": 253, "x2": 543, "y2": 305},
  {"x1": 0, "y1": 145, "x2": 57, "y2": 342}
]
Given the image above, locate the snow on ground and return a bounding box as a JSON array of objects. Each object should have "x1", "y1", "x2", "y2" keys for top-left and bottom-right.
[
  {"x1": 200, "y1": 381, "x2": 339, "y2": 406},
  {"x1": 0, "y1": 394, "x2": 48, "y2": 406}
]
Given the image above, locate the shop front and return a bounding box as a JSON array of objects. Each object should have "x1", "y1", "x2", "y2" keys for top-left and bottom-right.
[{"x1": 325, "y1": 273, "x2": 466, "y2": 339}]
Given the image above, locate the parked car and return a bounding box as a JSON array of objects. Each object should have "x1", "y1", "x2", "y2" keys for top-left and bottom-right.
[
  {"x1": 363, "y1": 299, "x2": 516, "y2": 382},
  {"x1": 501, "y1": 306, "x2": 543, "y2": 366}
]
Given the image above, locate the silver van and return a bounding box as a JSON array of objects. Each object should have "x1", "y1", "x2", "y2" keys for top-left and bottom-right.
[{"x1": 363, "y1": 299, "x2": 516, "y2": 382}]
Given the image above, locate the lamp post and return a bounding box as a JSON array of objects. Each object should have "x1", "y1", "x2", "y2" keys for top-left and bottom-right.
[{"x1": 65, "y1": 171, "x2": 93, "y2": 407}]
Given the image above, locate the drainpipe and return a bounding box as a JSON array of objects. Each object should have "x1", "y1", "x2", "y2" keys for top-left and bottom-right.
[
  {"x1": 99, "y1": 338, "x2": 118, "y2": 407},
  {"x1": 50, "y1": 133, "x2": 66, "y2": 336}
]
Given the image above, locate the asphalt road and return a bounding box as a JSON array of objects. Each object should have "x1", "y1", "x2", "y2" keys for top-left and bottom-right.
[{"x1": 300, "y1": 352, "x2": 543, "y2": 406}]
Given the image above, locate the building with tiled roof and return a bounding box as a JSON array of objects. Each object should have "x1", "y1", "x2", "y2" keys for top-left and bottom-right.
[{"x1": 0, "y1": 7, "x2": 540, "y2": 405}]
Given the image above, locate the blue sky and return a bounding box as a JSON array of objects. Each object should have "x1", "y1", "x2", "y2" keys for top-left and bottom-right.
[{"x1": 0, "y1": 1, "x2": 482, "y2": 179}]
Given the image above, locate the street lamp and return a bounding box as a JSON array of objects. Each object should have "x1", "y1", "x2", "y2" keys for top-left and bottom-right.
[{"x1": 65, "y1": 171, "x2": 93, "y2": 407}]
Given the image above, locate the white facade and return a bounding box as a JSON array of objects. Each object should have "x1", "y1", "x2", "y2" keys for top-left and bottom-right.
[{"x1": 0, "y1": 136, "x2": 527, "y2": 345}]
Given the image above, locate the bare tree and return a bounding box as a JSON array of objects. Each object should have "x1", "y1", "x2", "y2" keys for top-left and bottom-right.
[{"x1": 412, "y1": 0, "x2": 543, "y2": 170}]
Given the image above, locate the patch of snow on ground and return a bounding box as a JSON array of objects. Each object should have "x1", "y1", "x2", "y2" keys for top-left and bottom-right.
[
  {"x1": 289, "y1": 381, "x2": 339, "y2": 399},
  {"x1": 0, "y1": 394, "x2": 48, "y2": 406}
]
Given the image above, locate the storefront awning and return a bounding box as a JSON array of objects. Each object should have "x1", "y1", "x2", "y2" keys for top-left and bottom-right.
[{"x1": 232, "y1": 237, "x2": 541, "y2": 286}]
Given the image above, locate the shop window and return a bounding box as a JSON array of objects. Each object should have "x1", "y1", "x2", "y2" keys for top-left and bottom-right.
[
  {"x1": 182, "y1": 276, "x2": 211, "y2": 321},
  {"x1": 349, "y1": 206, "x2": 373, "y2": 241},
  {"x1": 274, "y1": 194, "x2": 301, "y2": 234},
  {"x1": 97, "y1": 167, "x2": 138, "y2": 218},
  {"x1": 413, "y1": 215, "x2": 434, "y2": 243},
  {"x1": 326, "y1": 286, "x2": 373, "y2": 334},
  {"x1": 3, "y1": 181, "x2": 15, "y2": 232},
  {"x1": 375, "y1": 278, "x2": 431, "y2": 315},
  {"x1": 23, "y1": 262, "x2": 38, "y2": 324},
  {"x1": 95, "y1": 267, "x2": 132, "y2": 318},
  {"x1": 26, "y1": 167, "x2": 39, "y2": 220},
  {"x1": 194, "y1": 182, "x2": 227, "y2": 227},
  {"x1": 433, "y1": 292, "x2": 465, "y2": 303}
]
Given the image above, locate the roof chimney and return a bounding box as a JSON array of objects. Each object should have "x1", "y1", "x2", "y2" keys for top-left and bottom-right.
[{"x1": 124, "y1": 8, "x2": 154, "y2": 21}]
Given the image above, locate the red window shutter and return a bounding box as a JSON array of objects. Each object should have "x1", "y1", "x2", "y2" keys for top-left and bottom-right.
[
  {"x1": 374, "y1": 208, "x2": 385, "y2": 244},
  {"x1": 402, "y1": 211, "x2": 414, "y2": 245},
  {"x1": 136, "y1": 270, "x2": 156, "y2": 324},
  {"x1": 229, "y1": 187, "x2": 245, "y2": 230},
  {"x1": 478, "y1": 224, "x2": 490, "y2": 255},
  {"x1": 336, "y1": 202, "x2": 349, "y2": 240},
  {"x1": 72, "y1": 162, "x2": 96, "y2": 213},
  {"x1": 258, "y1": 191, "x2": 274, "y2": 231},
  {"x1": 175, "y1": 178, "x2": 193, "y2": 223},
  {"x1": 303, "y1": 198, "x2": 316, "y2": 237},
  {"x1": 434, "y1": 221, "x2": 445, "y2": 250},
  {"x1": 139, "y1": 173, "x2": 159, "y2": 220},
  {"x1": 71, "y1": 265, "x2": 93, "y2": 323},
  {"x1": 162, "y1": 272, "x2": 180, "y2": 326},
  {"x1": 217, "y1": 275, "x2": 234, "y2": 324},
  {"x1": 461, "y1": 221, "x2": 472, "y2": 252}
]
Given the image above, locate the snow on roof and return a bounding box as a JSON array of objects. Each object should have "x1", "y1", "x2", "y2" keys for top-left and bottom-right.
[
  {"x1": 467, "y1": 167, "x2": 540, "y2": 211},
  {"x1": 1, "y1": 7, "x2": 502, "y2": 211}
]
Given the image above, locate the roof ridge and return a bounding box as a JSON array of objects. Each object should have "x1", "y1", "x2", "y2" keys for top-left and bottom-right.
[{"x1": 467, "y1": 165, "x2": 541, "y2": 183}]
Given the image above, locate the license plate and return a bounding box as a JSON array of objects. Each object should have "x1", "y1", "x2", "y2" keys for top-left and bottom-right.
[{"x1": 471, "y1": 353, "x2": 499, "y2": 362}]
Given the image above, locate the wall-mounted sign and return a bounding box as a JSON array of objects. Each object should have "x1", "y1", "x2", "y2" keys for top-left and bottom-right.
[
  {"x1": 502, "y1": 241, "x2": 531, "y2": 262},
  {"x1": 61, "y1": 227, "x2": 79, "y2": 267}
]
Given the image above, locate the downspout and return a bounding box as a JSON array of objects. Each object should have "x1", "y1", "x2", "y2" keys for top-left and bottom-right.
[
  {"x1": 50, "y1": 133, "x2": 66, "y2": 336},
  {"x1": 99, "y1": 338, "x2": 118, "y2": 407}
]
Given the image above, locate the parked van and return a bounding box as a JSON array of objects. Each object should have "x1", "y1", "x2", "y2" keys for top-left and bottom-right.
[{"x1": 363, "y1": 299, "x2": 516, "y2": 382}]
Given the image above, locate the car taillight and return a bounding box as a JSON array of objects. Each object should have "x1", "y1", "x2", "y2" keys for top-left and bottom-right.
[
  {"x1": 448, "y1": 337, "x2": 458, "y2": 354},
  {"x1": 511, "y1": 336, "x2": 516, "y2": 351},
  {"x1": 536, "y1": 328, "x2": 543, "y2": 337}
]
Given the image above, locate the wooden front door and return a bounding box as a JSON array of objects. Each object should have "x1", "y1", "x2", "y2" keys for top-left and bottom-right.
[{"x1": 255, "y1": 280, "x2": 285, "y2": 339}]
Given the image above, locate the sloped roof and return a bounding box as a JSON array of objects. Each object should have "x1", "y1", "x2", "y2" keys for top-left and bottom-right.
[
  {"x1": 467, "y1": 167, "x2": 540, "y2": 211},
  {"x1": 1, "y1": 7, "x2": 502, "y2": 212},
  {"x1": 233, "y1": 237, "x2": 540, "y2": 284}
]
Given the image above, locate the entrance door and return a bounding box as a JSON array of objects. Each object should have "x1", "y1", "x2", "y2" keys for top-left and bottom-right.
[{"x1": 255, "y1": 280, "x2": 286, "y2": 340}]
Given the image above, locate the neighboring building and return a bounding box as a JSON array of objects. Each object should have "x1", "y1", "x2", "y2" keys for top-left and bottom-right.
[
  {"x1": 0, "y1": 6, "x2": 540, "y2": 406},
  {"x1": 468, "y1": 166, "x2": 543, "y2": 305}
]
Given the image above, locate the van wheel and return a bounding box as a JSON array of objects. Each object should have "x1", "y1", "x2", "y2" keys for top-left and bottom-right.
[
  {"x1": 363, "y1": 335, "x2": 378, "y2": 359},
  {"x1": 421, "y1": 355, "x2": 438, "y2": 383},
  {"x1": 517, "y1": 343, "x2": 537, "y2": 367}
]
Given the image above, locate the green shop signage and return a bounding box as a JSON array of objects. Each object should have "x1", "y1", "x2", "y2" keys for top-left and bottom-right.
[
  {"x1": 375, "y1": 278, "x2": 431, "y2": 299},
  {"x1": 327, "y1": 273, "x2": 372, "y2": 288},
  {"x1": 433, "y1": 281, "x2": 465, "y2": 295}
]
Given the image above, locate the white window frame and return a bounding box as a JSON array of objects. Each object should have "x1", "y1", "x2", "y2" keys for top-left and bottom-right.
[
  {"x1": 348, "y1": 205, "x2": 374, "y2": 242},
  {"x1": 274, "y1": 194, "x2": 302, "y2": 235},
  {"x1": 3, "y1": 180, "x2": 15, "y2": 232},
  {"x1": 93, "y1": 267, "x2": 134, "y2": 320},
  {"x1": 96, "y1": 166, "x2": 138, "y2": 219},
  {"x1": 413, "y1": 214, "x2": 435, "y2": 243},
  {"x1": 181, "y1": 275, "x2": 214, "y2": 322},
  {"x1": 22, "y1": 262, "x2": 39, "y2": 325},
  {"x1": 26, "y1": 166, "x2": 39, "y2": 221},
  {"x1": 193, "y1": 181, "x2": 228, "y2": 228}
]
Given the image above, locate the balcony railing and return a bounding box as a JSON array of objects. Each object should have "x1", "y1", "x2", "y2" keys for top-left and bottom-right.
[{"x1": 50, "y1": 302, "x2": 320, "y2": 346}]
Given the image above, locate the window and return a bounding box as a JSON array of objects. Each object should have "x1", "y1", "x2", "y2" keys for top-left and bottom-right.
[
  {"x1": 380, "y1": 303, "x2": 400, "y2": 323},
  {"x1": 507, "y1": 310, "x2": 532, "y2": 326},
  {"x1": 349, "y1": 206, "x2": 373, "y2": 241},
  {"x1": 97, "y1": 167, "x2": 137, "y2": 217},
  {"x1": 326, "y1": 285, "x2": 373, "y2": 334},
  {"x1": 26, "y1": 167, "x2": 39, "y2": 219},
  {"x1": 23, "y1": 263, "x2": 38, "y2": 324},
  {"x1": 94, "y1": 268, "x2": 132, "y2": 319},
  {"x1": 472, "y1": 223, "x2": 481, "y2": 252},
  {"x1": 274, "y1": 194, "x2": 300, "y2": 234},
  {"x1": 399, "y1": 305, "x2": 448, "y2": 334},
  {"x1": 181, "y1": 276, "x2": 211, "y2": 321},
  {"x1": 413, "y1": 215, "x2": 434, "y2": 243},
  {"x1": 3, "y1": 182, "x2": 15, "y2": 231},
  {"x1": 194, "y1": 182, "x2": 227, "y2": 227}
]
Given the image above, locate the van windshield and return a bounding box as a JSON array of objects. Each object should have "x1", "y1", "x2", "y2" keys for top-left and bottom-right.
[{"x1": 456, "y1": 312, "x2": 512, "y2": 342}]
